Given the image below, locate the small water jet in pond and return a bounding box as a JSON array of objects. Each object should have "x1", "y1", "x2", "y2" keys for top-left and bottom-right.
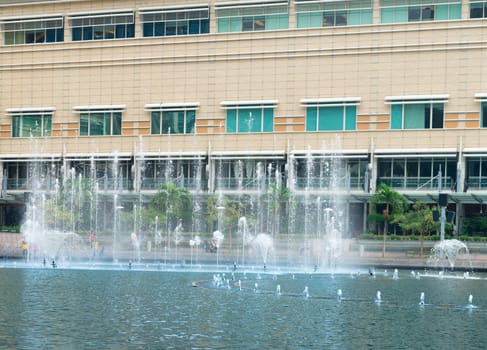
[
  {"x1": 375, "y1": 291, "x2": 382, "y2": 304},
  {"x1": 419, "y1": 292, "x2": 425, "y2": 306},
  {"x1": 337, "y1": 289, "x2": 342, "y2": 302}
]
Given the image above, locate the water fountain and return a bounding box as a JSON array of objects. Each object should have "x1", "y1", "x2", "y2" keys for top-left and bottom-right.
[
  {"x1": 375, "y1": 290, "x2": 382, "y2": 304},
  {"x1": 10, "y1": 135, "x2": 478, "y2": 276},
  {"x1": 239, "y1": 216, "x2": 274, "y2": 268},
  {"x1": 337, "y1": 288, "x2": 343, "y2": 302},
  {"x1": 419, "y1": 292, "x2": 426, "y2": 306},
  {"x1": 428, "y1": 239, "x2": 473, "y2": 270},
  {"x1": 21, "y1": 162, "x2": 89, "y2": 263},
  {"x1": 130, "y1": 232, "x2": 140, "y2": 262}
]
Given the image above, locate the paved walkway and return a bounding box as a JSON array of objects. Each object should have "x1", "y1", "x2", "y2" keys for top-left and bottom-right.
[{"x1": 2, "y1": 232, "x2": 486, "y2": 271}]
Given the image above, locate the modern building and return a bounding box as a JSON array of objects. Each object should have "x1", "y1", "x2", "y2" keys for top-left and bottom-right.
[{"x1": 1, "y1": 0, "x2": 487, "y2": 235}]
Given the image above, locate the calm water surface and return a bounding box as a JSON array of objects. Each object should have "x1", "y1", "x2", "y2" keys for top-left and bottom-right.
[{"x1": 0, "y1": 266, "x2": 485, "y2": 349}]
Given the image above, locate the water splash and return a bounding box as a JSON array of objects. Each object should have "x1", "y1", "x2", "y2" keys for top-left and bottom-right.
[{"x1": 428, "y1": 239, "x2": 472, "y2": 270}]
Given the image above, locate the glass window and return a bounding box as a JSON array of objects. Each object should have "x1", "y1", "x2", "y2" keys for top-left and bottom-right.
[
  {"x1": 3, "y1": 16, "x2": 64, "y2": 45},
  {"x1": 79, "y1": 111, "x2": 122, "y2": 136},
  {"x1": 225, "y1": 107, "x2": 274, "y2": 133},
  {"x1": 71, "y1": 12, "x2": 134, "y2": 41},
  {"x1": 296, "y1": 0, "x2": 373, "y2": 28},
  {"x1": 380, "y1": 0, "x2": 461, "y2": 23},
  {"x1": 471, "y1": 0, "x2": 487, "y2": 17},
  {"x1": 216, "y1": 3, "x2": 289, "y2": 33},
  {"x1": 406, "y1": 159, "x2": 418, "y2": 178},
  {"x1": 150, "y1": 110, "x2": 196, "y2": 135},
  {"x1": 11, "y1": 112, "x2": 52, "y2": 137},
  {"x1": 305, "y1": 105, "x2": 357, "y2": 131},
  {"x1": 141, "y1": 8, "x2": 209, "y2": 37},
  {"x1": 393, "y1": 159, "x2": 405, "y2": 177},
  {"x1": 378, "y1": 157, "x2": 455, "y2": 189},
  {"x1": 390, "y1": 102, "x2": 444, "y2": 129},
  {"x1": 481, "y1": 102, "x2": 487, "y2": 127}
]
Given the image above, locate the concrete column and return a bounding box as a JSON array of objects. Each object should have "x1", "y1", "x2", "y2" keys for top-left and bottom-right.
[
  {"x1": 462, "y1": 0, "x2": 470, "y2": 19},
  {"x1": 0, "y1": 162, "x2": 5, "y2": 198},
  {"x1": 370, "y1": 154, "x2": 377, "y2": 193},
  {"x1": 457, "y1": 155, "x2": 465, "y2": 193},
  {"x1": 363, "y1": 202, "x2": 369, "y2": 233},
  {"x1": 288, "y1": 0, "x2": 296, "y2": 29},
  {"x1": 373, "y1": 0, "x2": 382, "y2": 25},
  {"x1": 209, "y1": 0, "x2": 217, "y2": 34}
]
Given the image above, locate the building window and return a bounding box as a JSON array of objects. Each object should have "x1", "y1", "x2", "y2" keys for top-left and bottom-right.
[
  {"x1": 5, "y1": 162, "x2": 27, "y2": 190},
  {"x1": 295, "y1": 0, "x2": 373, "y2": 28},
  {"x1": 302, "y1": 98, "x2": 360, "y2": 131},
  {"x1": 141, "y1": 6, "x2": 209, "y2": 37},
  {"x1": 71, "y1": 11, "x2": 134, "y2": 41},
  {"x1": 386, "y1": 95, "x2": 447, "y2": 129},
  {"x1": 470, "y1": 0, "x2": 487, "y2": 17},
  {"x1": 482, "y1": 102, "x2": 487, "y2": 127},
  {"x1": 377, "y1": 157, "x2": 456, "y2": 189},
  {"x1": 71, "y1": 158, "x2": 132, "y2": 191},
  {"x1": 221, "y1": 100, "x2": 277, "y2": 133},
  {"x1": 216, "y1": 1, "x2": 288, "y2": 33},
  {"x1": 475, "y1": 94, "x2": 487, "y2": 127},
  {"x1": 466, "y1": 157, "x2": 487, "y2": 189},
  {"x1": 2, "y1": 15, "x2": 64, "y2": 45},
  {"x1": 7, "y1": 108, "x2": 53, "y2": 137},
  {"x1": 146, "y1": 103, "x2": 198, "y2": 134},
  {"x1": 380, "y1": 0, "x2": 461, "y2": 23},
  {"x1": 141, "y1": 157, "x2": 207, "y2": 190},
  {"x1": 215, "y1": 157, "x2": 285, "y2": 190},
  {"x1": 294, "y1": 155, "x2": 368, "y2": 190},
  {"x1": 75, "y1": 105, "x2": 124, "y2": 136}
]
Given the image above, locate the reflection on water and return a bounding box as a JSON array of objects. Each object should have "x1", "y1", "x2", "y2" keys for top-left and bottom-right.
[{"x1": 0, "y1": 268, "x2": 486, "y2": 349}]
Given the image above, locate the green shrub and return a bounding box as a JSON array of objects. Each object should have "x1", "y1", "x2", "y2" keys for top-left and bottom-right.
[{"x1": 462, "y1": 216, "x2": 487, "y2": 236}]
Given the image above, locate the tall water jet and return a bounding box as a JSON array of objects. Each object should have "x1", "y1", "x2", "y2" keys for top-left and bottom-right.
[
  {"x1": 113, "y1": 194, "x2": 123, "y2": 262},
  {"x1": 239, "y1": 216, "x2": 274, "y2": 268}
]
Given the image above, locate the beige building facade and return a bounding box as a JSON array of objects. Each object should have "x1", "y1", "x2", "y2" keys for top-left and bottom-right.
[{"x1": 1, "y1": 0, "x2": 487, "y2": 234}]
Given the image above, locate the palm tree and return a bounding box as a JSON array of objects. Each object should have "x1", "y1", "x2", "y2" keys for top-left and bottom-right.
[
  {"x1": 267, "y1": 184, "x2": 290, "y2": 237},
  {"x1": 370, "y1": 183, "x2": 409, "y2": 257},
  {"x1": 148, "y1": 182, "x2": 192, "y2": 236}
]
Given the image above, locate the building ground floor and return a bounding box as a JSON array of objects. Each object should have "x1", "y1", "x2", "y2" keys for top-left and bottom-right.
[{"x1": 1, "y1": 147, "x2": 487, "y2": 237}]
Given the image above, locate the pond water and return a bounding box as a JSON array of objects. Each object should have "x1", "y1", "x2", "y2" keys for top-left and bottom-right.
[{"x1": 0, "y1": 266, "x2": 485, "y2": 349}]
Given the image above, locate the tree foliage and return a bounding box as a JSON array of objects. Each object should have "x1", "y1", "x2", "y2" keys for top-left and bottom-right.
[
  {"x1": 396, "y1": 201, "x2": 435, "y2": 235},
  {"x1": 395, "y1": 201, "x2": 435, "y2": 256},
  {"x1": 370, "y1": 183, "x2": 409, "y2": 256},
  {"x1": 144, "y1": 183, "x2": 192, "y2": 233},
  {"x1": 370, "y1": 184, "x2": 409, "y2": 228}
]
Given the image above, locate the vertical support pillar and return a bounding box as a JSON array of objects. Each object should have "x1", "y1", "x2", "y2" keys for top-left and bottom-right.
[
  {"x1": 0, "y1": 162, "x2": 4, "y2": 198},
  {"x1": 461, "y1": 0, "x2": 470, "y2": 19},
  {"x1": 439, "y1": 193, "x2": 448, "y2": 241},
  {"x1": 373, "y1": 0, "x2": 382, "y2": 25},
  {"x1": 288, "y1": 0, "x2": 296, "y2": 28},
  {"x1": 209, "y1": 0, "x2": 217, "y2": 33}
]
